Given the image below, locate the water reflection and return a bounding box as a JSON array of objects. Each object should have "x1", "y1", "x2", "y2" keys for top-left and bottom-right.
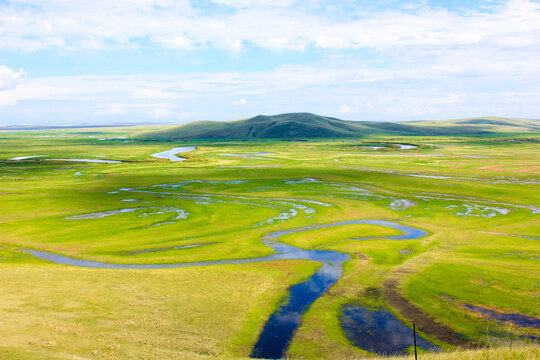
[
  {"x1": 151, "y1": 146, "x2": 197, "y2": 161},
  {"x1": 340, "y1": 305, "x2": 438, "y2": 355}
]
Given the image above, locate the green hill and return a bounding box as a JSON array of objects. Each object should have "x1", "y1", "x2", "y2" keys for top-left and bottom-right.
[
  {"x1": 133, "y1": 113, "x2": 540, "y2": 140},
  {"x1": 404, "y1": 116, "x2": 540, "y2": 133}
]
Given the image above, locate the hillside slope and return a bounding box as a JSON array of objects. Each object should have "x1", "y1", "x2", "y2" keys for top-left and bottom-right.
[
  {"x1": 133, "y1": 113, "x2": 540, "y2": 140},
  {"x1": 404, "y1": 116, "x2": 540, "y2": 133}
]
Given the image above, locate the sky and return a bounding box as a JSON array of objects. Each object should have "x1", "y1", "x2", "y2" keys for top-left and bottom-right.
[{"x1": 0, "y1": 0, "x2": 539, "y2": 125}]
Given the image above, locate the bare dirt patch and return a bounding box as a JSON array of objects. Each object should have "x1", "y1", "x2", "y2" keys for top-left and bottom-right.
[
  {"x1": 476, "y1": 163, "x2": 540, "y2": 174},
  {"x1": 383, "y1": 279, "x2": 480, "y2": 348},
  {"x1": 514, "y1": 166, "x2": 540, "y2": 174}
]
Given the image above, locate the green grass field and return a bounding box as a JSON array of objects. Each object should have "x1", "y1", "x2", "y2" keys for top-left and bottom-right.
[{"x1": 0, "y1": 128, "x2": 539, "y2": 359}]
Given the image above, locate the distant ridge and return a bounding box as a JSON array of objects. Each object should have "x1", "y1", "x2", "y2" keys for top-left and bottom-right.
[
  {"x1": 0, "y1": 124, "x2": 139, "y2": 131},
  {"x1": 403, "y1": 116, "x2": 540, "y2": 132},
  {"x1": 134, "y1": 113, "x2": 540, "y2": 140}
]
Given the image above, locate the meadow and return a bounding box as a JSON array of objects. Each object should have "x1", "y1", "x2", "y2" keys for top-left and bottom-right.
[{"x1": 0, "y1": 127, "x2": 539, "y2": 359}]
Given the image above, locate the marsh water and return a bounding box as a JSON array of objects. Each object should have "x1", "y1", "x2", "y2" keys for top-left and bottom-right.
[
  {"x1": 151, "y1": 146, "x2": 197, "y2": 161},
  {"x1": 464, "y1": 304, "x2": 540, "y2": 328},
  {"x1": 46, "y1": 158, "x2": 122, "y2": 163},
  {"x1": 8, "y1": 156, "x2": 121, "y2": 163},
  {"x1": 66, "y1": 208, "x2": 143, "y2": 219},
  {"x1": 22, "y1": 219, "x2": 429, "y2": 359},
  {"x1": 340, "y1": 305, "x2": 438, "y2": 355},
  {"x1": 394, "y1": 144, "x2": 418, "y2": 150},
  {"x1": 9, "y1": 155, "x2": 47, "y2": 160}
]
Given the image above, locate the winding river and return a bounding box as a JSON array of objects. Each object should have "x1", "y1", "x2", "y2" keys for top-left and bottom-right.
[
  {"x1": 22, "y1": 219, "x2": 428, "y2": 359},
  {"x1": 151, "y1": 146, "x2": 197, "y2": 161}
]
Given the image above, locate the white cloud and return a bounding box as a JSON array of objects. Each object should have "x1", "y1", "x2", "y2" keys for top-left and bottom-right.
[
  {"x1": 232, "y1": 98, "x2": 247, "y2": 105},
  {"x1": 0, "y1": 0, "x2": 538, "y2": 53},
  {"x1": 338, "y1": 104, "x2": 351, "y2": 113},
  {"x1": 151, "y1": 107, "x2": 170, "y2": 118},
  {"x1": 97, "y1": 103, "x2": 129, "y2": 115},
  {"x1": 0, "y1": 58, "x2": 532, "y2": 124},
  {"x1": 0, "y1": 66, "x2": 25, "y2": 91},
  {"x1": 95, "y1": 102, "x2": 175, "y2": 117},
  {"x1": 132, "y1": 87, "x2": 175, "y2": 99},
  {"x1": 359, "y1": 102, "x2": 374, "y2": 110},
  {"x1": 151, "y1": 35, "x2": 194, "y2": 50},
  {"x1": 211, "y1": 0, "x2": 295, "y2": 8},
  {"x1": 0, "y1": 56, "x2": 538, "y2": 113}
]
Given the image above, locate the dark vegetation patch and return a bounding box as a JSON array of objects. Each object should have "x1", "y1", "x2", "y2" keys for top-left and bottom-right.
[{"x1": 363, "y1": 286, "x2": 383, "y2": 300}]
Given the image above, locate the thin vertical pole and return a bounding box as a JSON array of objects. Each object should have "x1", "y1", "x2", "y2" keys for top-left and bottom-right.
[{"x1": 413, "y1": 323, "x2": 418, "y2": 360}]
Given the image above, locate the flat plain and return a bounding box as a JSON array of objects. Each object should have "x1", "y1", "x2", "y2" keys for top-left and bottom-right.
[{"x1": 0, "y1": 127, "x2": 539, "y2": 359}]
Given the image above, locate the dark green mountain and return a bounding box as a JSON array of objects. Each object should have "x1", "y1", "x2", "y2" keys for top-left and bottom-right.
[{"x1": 133, "y1": 113, "x2": 539, "y2": 140}]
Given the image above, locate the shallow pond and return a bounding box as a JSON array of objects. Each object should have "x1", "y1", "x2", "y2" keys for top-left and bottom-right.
[
  {"x1": 9, "y1": 155, "x2": 48, "y2": 160},
  {"x1": 46, "y1": 158, "x2": 122, "y2": 164},
  {"x1": 464, "y1": 304, "x2": 540, "y2": 329},
  {"x1": 394, "y1": 144, "x2": 418, "y2": 150},
  {"x1": 389, "y1": 199, "x2": 415, "y2": 210},
  {"x1": 66, "y1": 208, "x2": 143, "y2": 219},
  {"x1": 340, "y1": 305, "x2": 438, "y2": 355},
  {"x1": 285, "y1": 178, "x2": 319, "y2": 184},
  {"x1": 66, "y1": 207, "x2": 189, "y2": 225},
  {"x1": 447, "y1": 204, "x2": 509, "y2": 218}
]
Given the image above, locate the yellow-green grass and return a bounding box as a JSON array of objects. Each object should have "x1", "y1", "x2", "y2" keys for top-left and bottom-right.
[
  {"x1": 378, "y1": 344, "x2": 540, "y2": 360},
  {"x1": 3, "y1": 344, "x2": 538, "y2": 360},
  {"x1": 402, "y1": 258, "x2": 540, "y2": 339},
  {"x1": 0, "y1": 260, "x2": 319, "y2": 360}
]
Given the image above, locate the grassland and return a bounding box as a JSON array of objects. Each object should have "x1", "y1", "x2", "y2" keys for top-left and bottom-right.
[{"x1": 0, "y1": 127, "x2": 539, "y2": 359}]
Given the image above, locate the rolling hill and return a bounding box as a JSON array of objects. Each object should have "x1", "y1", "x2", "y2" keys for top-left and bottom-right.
[
  {"x1": 403, "y1": 116, "x2": 540, "y2": 133},
  {"x1": 133, "y1": 113, "x2": 540, "y2": 140}
]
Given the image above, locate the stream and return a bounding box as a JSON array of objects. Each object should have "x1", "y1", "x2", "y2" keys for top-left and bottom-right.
[
  {"x1": 22, "y1": 219, "x2": 429, "y2": 359},
  {"x1": 151, "y1": 146, "x2": 197, "y2": 161}
]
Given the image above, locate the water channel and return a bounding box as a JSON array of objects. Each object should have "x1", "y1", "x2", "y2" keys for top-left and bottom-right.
[
  {"x1": 22, "y1": 219, "x2": 429, "y2": 359},
  {"x1": 151, "y1": 146, "x2": 197, "y2": 161}
]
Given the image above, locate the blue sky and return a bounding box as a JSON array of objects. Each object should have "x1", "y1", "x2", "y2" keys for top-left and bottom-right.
[{"x1": 0, "y1": 0, "x2": 539, "y2": 125}]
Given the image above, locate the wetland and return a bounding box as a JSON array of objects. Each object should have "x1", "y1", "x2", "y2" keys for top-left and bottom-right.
[{"x1": 0, "y1": 129, "x2": 539, "y2": 359}]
